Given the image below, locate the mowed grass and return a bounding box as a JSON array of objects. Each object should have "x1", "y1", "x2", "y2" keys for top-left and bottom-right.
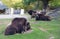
[{"x1": 0, "y1": 18, "x2": 60, "y2": 39}]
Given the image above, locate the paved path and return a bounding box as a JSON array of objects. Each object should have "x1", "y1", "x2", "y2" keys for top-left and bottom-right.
[{"x1": 0, "y1": 14, "x2": 30, "y2": 19}]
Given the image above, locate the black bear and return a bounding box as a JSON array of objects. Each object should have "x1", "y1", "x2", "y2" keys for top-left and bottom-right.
[
  {"x1": 4, "y1": 18, "x2": 31, "y2": 35},
  {"x1": 36, "y1": 14, "x2": 51, "y2": 21},
  {"x1": 28, "y1": 10, "x2": 34, "y2": 15}
]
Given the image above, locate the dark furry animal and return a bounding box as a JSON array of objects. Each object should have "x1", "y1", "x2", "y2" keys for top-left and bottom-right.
[
  {"x1": 4, "y1": 18, "x2": 31, "y2": 35},
  {"x1": 36, "y1": 14, "x2": 51, "y2": 21},
  {"x1": 28, "y1": 10, "x2": 34, "y2": 15},
  {"x1": 12, "y1": 18, "x2": 31, "y2": 32},
  {"x1": 28, "y1": 10, "x2": 36, "y2": 15}
]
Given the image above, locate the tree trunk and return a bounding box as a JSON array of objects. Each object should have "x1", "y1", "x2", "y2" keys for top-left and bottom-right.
[{"x1": 41, "y1": 0, "x2": 50, "y2": 15}]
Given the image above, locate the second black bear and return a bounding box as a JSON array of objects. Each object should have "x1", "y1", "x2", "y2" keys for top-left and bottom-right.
[{"x1": 36, "y1": 14, "x2": 51, "y2": 21}]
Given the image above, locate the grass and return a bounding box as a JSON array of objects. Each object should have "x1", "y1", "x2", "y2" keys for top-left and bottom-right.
[{"x1": 0, "y1": 18, "x2": 60, "y2": 39}]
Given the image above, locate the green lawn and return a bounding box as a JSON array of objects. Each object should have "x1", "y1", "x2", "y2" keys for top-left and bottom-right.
[{"x1": 0, "y1": 19, "x2": 60, "y2": 39}]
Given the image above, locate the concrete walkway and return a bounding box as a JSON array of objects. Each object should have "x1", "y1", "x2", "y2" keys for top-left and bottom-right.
[{"x1": 0, "y1": 14, "x2": 29, "y2": 19}]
